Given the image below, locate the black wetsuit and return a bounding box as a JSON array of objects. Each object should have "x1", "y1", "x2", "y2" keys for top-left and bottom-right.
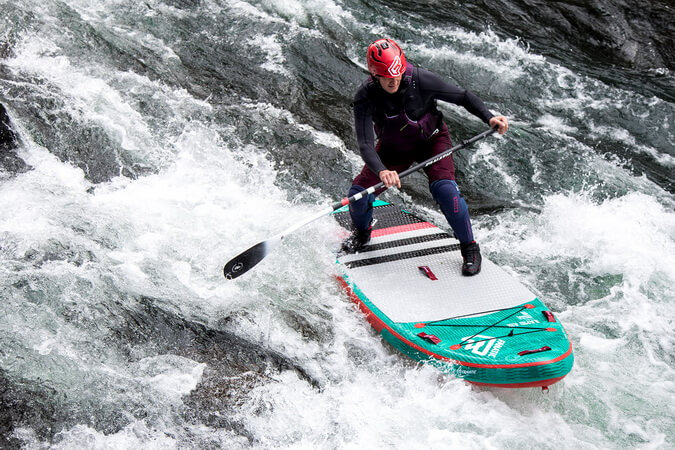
[
  {"x1": 347, "y1": 64, "x2": 495, "y2": 245},
  {"x1": 352, "y1": 64, "x2": 494, "y2": 175}
]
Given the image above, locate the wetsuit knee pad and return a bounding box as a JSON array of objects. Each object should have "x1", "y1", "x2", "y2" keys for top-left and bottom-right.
[
  {"x1": 430, "y1": 179, "x2": 467, "y2": 214},
  {"x1": 348, "y1": 185, "x2": 375, "y2": 231},
  {"x1": 430, "y1": 179, "x2": 474, "y2": 243}
]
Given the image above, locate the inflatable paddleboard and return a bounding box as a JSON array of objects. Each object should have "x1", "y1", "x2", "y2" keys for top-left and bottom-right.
[{"x1": 334, "y1": 200, "x2": 573, "y2": 388}]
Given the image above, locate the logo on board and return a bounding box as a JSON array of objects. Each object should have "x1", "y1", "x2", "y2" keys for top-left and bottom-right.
[{"x1": 462, "y1": 334, "x2": 505, "y2": 358}]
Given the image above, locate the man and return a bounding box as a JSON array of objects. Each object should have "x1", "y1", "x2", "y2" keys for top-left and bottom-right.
[{"x1": 344, "y1": 38, "x2": 508, "y2": 276}]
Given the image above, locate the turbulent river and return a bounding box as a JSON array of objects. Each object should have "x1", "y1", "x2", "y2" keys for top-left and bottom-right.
[{"x1": 1, "y1": 0, "x2": 673, "y2": 448}]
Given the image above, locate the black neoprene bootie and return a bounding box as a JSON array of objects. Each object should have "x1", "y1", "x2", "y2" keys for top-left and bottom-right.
[
  {"x1": 342, "y1": 227, "x2": 372, "y2": 254},
  {"x1": 460, "y1": 241, "x2": 482, "y2": 276}
]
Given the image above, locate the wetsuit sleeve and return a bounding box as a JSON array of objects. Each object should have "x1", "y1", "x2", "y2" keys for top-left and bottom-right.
[
  {"x1": 353, "y1": 85, "x2": 387, "y2": 175},
  {"x1": 418, "y1": 68, "x2": 494, "y2": 124}
]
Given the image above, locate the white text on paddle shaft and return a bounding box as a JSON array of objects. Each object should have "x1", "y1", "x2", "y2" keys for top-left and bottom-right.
[{"x1": 462, "y1": 335, "x2": 505, "y2": 358}]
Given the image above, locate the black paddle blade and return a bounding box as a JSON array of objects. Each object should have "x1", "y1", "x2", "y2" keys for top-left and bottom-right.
[{"x1": 223, "y1": 240, "x2": 271, "y2": 279}]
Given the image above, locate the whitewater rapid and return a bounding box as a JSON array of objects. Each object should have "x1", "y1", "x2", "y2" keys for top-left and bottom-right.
[{"x1": 1, "y1": 0, "x2": 673, "y2": 448}]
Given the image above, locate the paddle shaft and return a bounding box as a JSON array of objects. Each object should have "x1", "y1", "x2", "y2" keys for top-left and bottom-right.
[
  {"x1": 329, "y1": 126, "x2": 498, "y2": 211},
  {"x1": 224, "y1": 126, "x2": 497, "y2": 279}
]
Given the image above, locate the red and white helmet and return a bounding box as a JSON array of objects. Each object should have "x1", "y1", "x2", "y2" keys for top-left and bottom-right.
[{"x1": 366, "y1": 38, "x2": 407, "y2": 78}]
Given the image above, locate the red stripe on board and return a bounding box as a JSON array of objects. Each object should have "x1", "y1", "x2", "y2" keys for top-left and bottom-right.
[
  {"x1": 371, "y1": 222, "x2": 436, "y2": 238},
  {"x1": 468, "y1": 375, "x2": 568, "y2": 389},
  {"x1": 335, "y1": 276, "x2": 573, "y2": 371},
  {"x1": 336, "y1": 276, "x2": 386, "y2": 333}
]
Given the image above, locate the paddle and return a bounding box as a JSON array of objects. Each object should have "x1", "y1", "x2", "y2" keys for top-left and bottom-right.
[{"x1": 223, "y1": 126, "x2": 498, "y2": 279}]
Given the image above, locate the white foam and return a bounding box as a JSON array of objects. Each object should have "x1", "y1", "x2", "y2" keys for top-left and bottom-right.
[
  {"x1": 480, "y1": 190, "x2": 675, "y2": 417},
  {"x1": 5, "y1": 35, "x2": 177, "y2": 168},
  {"x1": 247, "y1": 35, "x2": 291, "y2": 76},
  {"x1": 31, "y1": 422, "x2": 177, "y2": 450},
  {"x1": 33, "y1": 337, "x2": 57, "y2": 355},
  {"x1": 237, "y1": 366, "x2": 601, "y2": 448},
  {"x1": 588, "y1": 123, "x2": 675, "y2": 168},
  {"x1": 413, "y1": 42, "x2": 526, "y2": 82},
  {"x1": 134, "y1": 355, "x2": 206, "y2": 398},
  {"x1": 536, "y1": 114, "x2": 579, "y2": 135},
  {"x1": 518, "y1": 192, "x2": 675, "y2": 284},
  {"x1": 578, "y1": 333, "x2": 624, "y2": 353},
  {"x1": 258, "y1": 0, "x2": 355, "y2": 28}
]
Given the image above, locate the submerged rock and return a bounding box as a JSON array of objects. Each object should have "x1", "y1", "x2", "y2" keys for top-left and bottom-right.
[
  {"x1": 0, "y1": 104, "x2": 16, "y2": 146},
  {"x1": 0, "y1": 103, "x2": 31, "y2": 175}
]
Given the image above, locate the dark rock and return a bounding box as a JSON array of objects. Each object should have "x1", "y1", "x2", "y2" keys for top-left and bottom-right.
[
  {"x1": 0, "y1": 103, "x2": 31, "y2": 175},
  {"x1": 450, "y1": 0, "x2": 675, "y2": 71},
  {"x1": 112, "y1": 297, "x2": 322, "y2": 444},
  {"x1": 0, "y1": 368, "x2": 58, "y2": 448},
  {"x1": 0, "y1": 294, "x2": 321, "y2": 445},
  {"x1": 403, "y1": 0, "x2": 674, "y2": 99},
  {"x1": 0, "y1": 103, "x2": 17, "y2": 148}
]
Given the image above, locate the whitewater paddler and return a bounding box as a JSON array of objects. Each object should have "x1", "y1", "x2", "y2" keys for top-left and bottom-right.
[
  {"x1": 222, "y1": 41, "x2": 506, "y2": 281},
  {"x1": 343, "y1": 38, "x2": 509, "y2": 276}
]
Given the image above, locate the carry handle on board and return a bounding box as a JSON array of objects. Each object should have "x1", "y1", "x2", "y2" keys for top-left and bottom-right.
[{"x1": 223, "y1": 126, "x2": 498, "y2": 279}]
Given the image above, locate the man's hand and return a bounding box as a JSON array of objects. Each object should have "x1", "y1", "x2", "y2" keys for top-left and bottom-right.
[
  {"x1": 379, "y1": 169, "x2": 401, "y2": 188},
  {"x1": 489, "y1": 116, "x2": 509, "y2": 134}
]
